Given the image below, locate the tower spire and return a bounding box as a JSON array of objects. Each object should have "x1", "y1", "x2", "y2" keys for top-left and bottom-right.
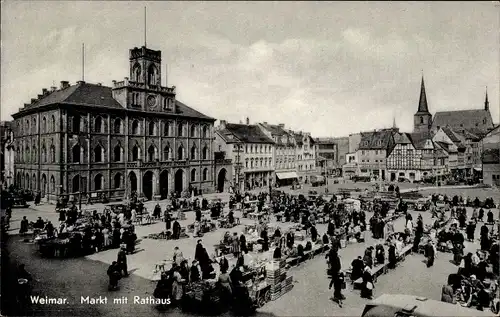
[
  {"x1": 485, "y1": 86, "x2": 489, "y2": 111},
  {"x1": 418, "y1": 74, "x2": 429, "y2": 113},
  {"x1": 392, "y1": 114, "x2": 397, "y2": 129}
]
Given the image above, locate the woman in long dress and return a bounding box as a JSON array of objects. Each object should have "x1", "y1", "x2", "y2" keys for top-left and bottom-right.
[
  {"x1": 171, "y1": 266, "x2": 185, "y2": 304},
  {"x1": 231, "y1": 233, "x2": 241, "y2": 258}
]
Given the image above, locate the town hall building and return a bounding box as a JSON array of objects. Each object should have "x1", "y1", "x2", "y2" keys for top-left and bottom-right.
[{"x1": 12, "y1": 45, "x2": 216, "y2": 203}]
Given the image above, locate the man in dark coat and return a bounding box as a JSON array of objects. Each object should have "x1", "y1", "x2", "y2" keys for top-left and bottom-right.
[
  {"x1": 107, "y1": 261, "x2": 122, "y2": 290},
  {"x1": 480, "y1": 224, "x2": 489, "y2": 251},
  {"x1": 351, "y1": 256, "x2": 364, "y2": 281},
  {"x1": 172, "y1": 220, "x2": 181, "y2": 240},
  {"x1": 117, "y1": 247, "x2": 128, "y2": 277},
  {"x1": 424, "y1": 241, "x2": 435, "y2": 268}
]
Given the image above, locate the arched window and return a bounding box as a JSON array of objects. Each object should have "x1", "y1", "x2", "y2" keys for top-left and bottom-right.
[
  {"x1": 42, "y1": 145, "x2": 47, "y2": 163},
  {"x1": 94, "y1": 145, "x2": 104, "y2": 162},
  {"x1": 51, "y1": 115, "x2": 56, "y2": 132},
  {"x1": 94, "y1": 174, "x2": 103, "y2": 191},
  {"x1": 202, "y1": 146, "x2": 208, "y2": 160},
  {"x1": 72, "y1": 144, "x2": 81, "y2": 163},
  {"x1": 132, "y1": 145, "x2": 140, "y2": 161},
  {"x1": 177, "y1": 145, "x2": 184, "y2": 160},
  {"x1": 32, "y1": 173, "x2": 37, "y2": 190},
  {"x1": 50, "y1": 176, "x2": 55, "y2": 193},
  {"x1": 177, "y1": 123, "x2": 184, "y2": 137},
  {"x1": 148, "y1": 121, "x2": 156, "y2": 136},
  {"x1": 148, "y1": 145, "x2": 156, "y2": 162},
  {"x1": 133, "y1": 63, "x2": 141, "y2": 82},
  {"x1": 163, "y1": 145, "x2": 171, "y2": 161},
  {"x1": 114, "y1": 118, "x2": 122, "y2": 134},
  {"x1": 72, "y1": 115, "x2": 80, "y2": 133},
  {"x1": 245, "y1": 158, "x2": 249, "y2": 168},
  {"x1": 190, "y1": 145, "x2": 197, "y2": 160},
  {"x1": 42, "y1": 117, "x2": 47, "y2": 133},
  {"x1": 95, "y1": 116, "x2": 103, "y2": 133},
  {"x1": 26, "y1": 120, "x2": 30, "y2": 134},
  {"x1": 16, "y1": 148, "x2": 20, "y2": 163},
  {"x1": 113, "y1": 145, "x2": 123, "y2": 162},
  {"x1": 163, "y1": 121, "x2": 170, "y2": 136},
  {"x1": 147, "y1": 64, "x2": 157, "y2": 86},
  {"x1": 25, "y1": 146, "x2": 30, "y2": 163},
  {"x1": 132, "y1": 120, "x2": 139, "y2": 135},
  {"x1": 32, "y1": 118, "x2": 37, "y2": 134},
  {"x1": 72, "y1": 175, "x2": 80, "y2": 193},
  {"x1": 32, "y1": 145, "x2": 37, "y2": 162},
  {"x1": 191, "y1": 169, "x2": 196, "y2": 182},
  {"x1": 420, "y1": 117, "x2": 424, "y2": 124},
  {"x1": 250, "y1": 158, "x2": 254, "y2": 168},
  {"x1": 190, "y1": 125, "x2": 196, "y2": 137},
  {"x1": 114, "y1": 173, "x2": 122, "y2": 189},
  {"x1": 203, "y1": 168, "x2": 208, "y2": 181},
  {"x1": 202, "y1": 126, "x2": 208, "y2": 138},
  {"x1": 50, "y1": 145, "x2": 56, "y2": 163}
]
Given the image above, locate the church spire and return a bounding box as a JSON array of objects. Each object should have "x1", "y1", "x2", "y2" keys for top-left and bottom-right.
[
  {"x1": 392, "y1": 114, "x2": 397, "y2": 129},
  {"x1": 485, "y1": 86, "x2": 489, "y2": 111},
  {"x1": 418, "y1": 75, "x2": 429, "y2": 113}
]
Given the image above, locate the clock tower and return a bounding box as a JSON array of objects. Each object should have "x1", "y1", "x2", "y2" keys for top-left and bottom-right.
[{"x1": 112, "y1": 46, "x2": 176, "y2": 112}]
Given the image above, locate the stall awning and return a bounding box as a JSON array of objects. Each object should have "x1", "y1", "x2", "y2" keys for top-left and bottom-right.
[
  {"x1": 276, "y1": 172, "x2": 299, "y2": 180},
  {"x1": 474, "y1": 167, "x2": 482, "y2": 172}
]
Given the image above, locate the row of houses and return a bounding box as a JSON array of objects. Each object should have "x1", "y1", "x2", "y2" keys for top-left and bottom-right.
[
  {"x1": 214, "y1": 119, "x2": 319, "y2": 192},
  {"x1": 338, "y1": 77, "x2": 499, "y2": 186}
]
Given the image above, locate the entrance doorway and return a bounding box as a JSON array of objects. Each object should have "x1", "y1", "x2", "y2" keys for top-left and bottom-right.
[
  {"x1": 129, "y1": 172, "x2": 138, "y2": 195},
  {"x1": 160, "y1": 170, "x2": 169, "y2": 199},
  {"x1": 217, "y1": 168, "x2": 227, "y2": 193},
  {"x1": 174, "y1": 169, "x2": 184, "y2": 194},
  {"x1": 143, "y1": 171, "x2": 154, "y2": 200},
  {"x1": 390, "y1": 173, "x2": 396, "y2": 182}
]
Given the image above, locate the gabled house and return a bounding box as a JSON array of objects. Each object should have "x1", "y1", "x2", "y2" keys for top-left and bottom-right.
[
  {"x1": 355, "y1": 128, "x2": 396, "y2": 181},
  {"x1": 215, "y1": 119, "x2": 275, "y2": 192},
  {"x1": 257, "y1": 122, "x2": 298, "y2": 186}
]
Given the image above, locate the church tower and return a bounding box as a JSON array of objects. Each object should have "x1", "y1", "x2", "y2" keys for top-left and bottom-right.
[{"x1": 413, "y1": 75, "x2": 432, "y2": 134}]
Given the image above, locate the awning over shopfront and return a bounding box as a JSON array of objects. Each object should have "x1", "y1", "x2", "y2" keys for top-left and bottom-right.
[
  {"x1": 276, "y1": 172, "x2": 299, "y2": 180},
  {"x1": 474, "y1": 167, "x2": 482, "y2": 172}
]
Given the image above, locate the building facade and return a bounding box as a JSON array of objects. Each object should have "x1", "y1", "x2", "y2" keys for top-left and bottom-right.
[
  {"x1": 215, "y1": 120, "x2": 274, "y2": 191},
  {"x1": 1, "y1": 121, "x2": 15, "y2": 189},
  {"x1": 12, "y1": 45, "x2": 216, "y2": 203},
  {"x1": 314, "y1": 138, "x2": 337, "y2": 176},
  {"x1": 481, "y1": 125, "x2": 500, "y2": 186},
  {"x1": 257, "y1": 123, "x2": 297, "y2": 186},
  {"x1": 292, "y1": 132, "x2": 317, "y2": 183},
  {"x1": 356, "y1": 129, "x2": 396, "y2": 181}
]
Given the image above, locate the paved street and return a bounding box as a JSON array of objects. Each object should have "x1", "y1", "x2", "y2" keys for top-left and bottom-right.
[{"x1": 5, "y1": 185, "x2": 499, "y2": 316}]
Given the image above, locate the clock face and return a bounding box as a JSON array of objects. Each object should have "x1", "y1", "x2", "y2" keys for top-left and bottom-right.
[{"x1": 147, "y1": 95, "x2": 157, "y2": 108}]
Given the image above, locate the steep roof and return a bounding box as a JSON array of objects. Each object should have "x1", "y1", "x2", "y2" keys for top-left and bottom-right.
[
  {"x1": 358, "y1": 129, "x2": 394, "y2": 150},
  {"x1": 482, "y1": 148, "x2": 499, "y2": 164},
  {"x1": 409, "y1": 132, "x2": 432, "y2": 149},
  {"x1": 393, "y1": 132, "x2": 412, "y2": 144},
  {"x1": 259, "y1": 123, "x2": 289, "y2": 136},
  {"x1": 15, "y1": 82, "x2": 214, "y2": 120},
  {"x1": 442, "y1": 127, "x2": 462, "y2": 143},
  {"x1": 417, "y1": 76, "x2": 430, "y2": 113},
  {"x1": 435, "y1": 141, "x2": 457, "y2": 153},
  {"x1": 432, "y1": 109, "x2": 493, "y2": 136},
  {"x1": 221, "y1": 124, "x2": 274, "y2": 144}
]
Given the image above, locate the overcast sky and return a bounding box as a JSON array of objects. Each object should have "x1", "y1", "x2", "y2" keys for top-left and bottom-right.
[{"x1": 1, "y1": 1, "x2": 499, "y2": 137}]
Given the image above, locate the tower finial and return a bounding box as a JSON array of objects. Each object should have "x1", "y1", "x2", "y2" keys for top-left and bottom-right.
[{"x1": 485, "y1": 86, "x2": 489, "y2": 111}]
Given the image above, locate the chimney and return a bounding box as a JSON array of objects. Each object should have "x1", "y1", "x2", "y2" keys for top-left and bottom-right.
[
  {"x1": 50, "y1": 86, "x2": 57, "y2": 92},
  {"x1": 278, "y1": 123, "x2": 285, "y2": 128},
  {"x1": 246, "y1": 117, "x2": 250, "y2": 125},
  {"x1": 219, "y1": 120, "x2": 227, "y2": 130},
  {"x1": 60, "y1": 81, "x2": 69, "y2": 89},
  {"x1": 42, "y1": 88, "x2": 48, "y2": 95}
]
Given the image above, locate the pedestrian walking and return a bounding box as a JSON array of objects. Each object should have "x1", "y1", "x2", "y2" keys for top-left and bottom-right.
[{"x1": 117, "y1": 247, "x2": 128, "y2": 277}]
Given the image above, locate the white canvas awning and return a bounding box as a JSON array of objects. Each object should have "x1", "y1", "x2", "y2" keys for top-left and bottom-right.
[{"x1": 276, "y1": 172, "x2": 299, "y2": 180}]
